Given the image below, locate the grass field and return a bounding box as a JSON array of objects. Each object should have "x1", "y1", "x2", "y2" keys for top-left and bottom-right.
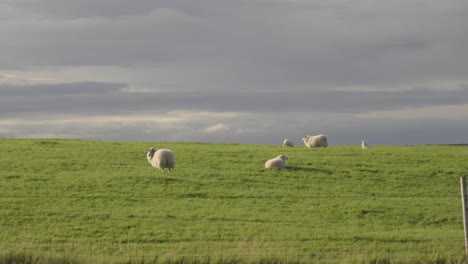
[{"x1": 1, "y1": 139, "x2": 468, "y2": 263}]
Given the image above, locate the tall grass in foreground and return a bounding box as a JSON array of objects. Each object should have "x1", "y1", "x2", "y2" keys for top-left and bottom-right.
[{"x1": 1, "y1": 139, "x2": 468, "y2": 263}]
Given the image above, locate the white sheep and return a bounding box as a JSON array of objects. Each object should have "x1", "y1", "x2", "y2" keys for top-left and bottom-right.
[
  {"x1": 146, "y1": 147, "x2": 175, "y2": 172},
  {"x1": 362, "y1": 140, "x2": 370, "y2": 149},
  {"x1": 282, "y1": 139, "x2": 294, "y2": 147},
  {"x1": 302, "y1": 134, "x2": 328, "y2": 148},
  {"x1": 265, "y1": 154, "x2": 288, "y2": 169}
]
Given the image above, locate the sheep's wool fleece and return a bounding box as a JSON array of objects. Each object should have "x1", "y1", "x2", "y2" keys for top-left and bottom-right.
[
  {"x1": 265, "y1": 155, "x2": 288, "y2": 169},
  {"x1": 362, "y1": 141, "x2": 370, "y2": 149},
  {"x1": 147, "y1": 148, "x2": 175, "y2": 170},
  {"x1": 303, "y1": 135, "x2": 328, "y2": 148},
  {"x1": 283, "y1": 139, "x2": 294, "y2": 147}
]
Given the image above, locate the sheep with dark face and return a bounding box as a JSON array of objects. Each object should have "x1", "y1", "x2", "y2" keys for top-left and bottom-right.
[
  {"x1": 265, "y1": 154, "x2": 288, "y2": 169},
  {"x1": 146, "y1": 147, "x2": 175, "y2": 172}
]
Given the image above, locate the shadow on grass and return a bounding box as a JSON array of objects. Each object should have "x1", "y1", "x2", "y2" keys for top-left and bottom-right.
[
  {"x1": 287, "y1": 166, "x2": 333, "y2": 174},
  {"x1": 137, "y1": 175, "x2": 206, "y2": 186},
  {"x1": 1, "y1": 253, "x2": 79, "y2": 264}
]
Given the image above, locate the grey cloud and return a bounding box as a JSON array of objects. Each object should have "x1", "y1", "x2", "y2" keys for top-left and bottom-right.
[
  {"x1": 6, "y1": 0, "x2": 251, "y2": 19},
  {"x1": 6, "y1": 0, "x2": 160, "y2": 18},
  {"x1": 2, "y1": 1, "x2": 467, "y2": 89},
  {"x1": 326, "y1": 118, "x2": 468, "y2": 146},
  {"x1": 1, "y1": 82, "x2": 467, "y2": 118},
  {"x1": 1, "y1": 1, "x2": 468, "y2": 144},
  {"x1": 0, "y1": 82, "x2": 127, "y2": 116},
  {"x1": 0, "y1": 82, "x2": 126, "y2": 96},
  {"x1": 3, "y1": 110, "x2": 467, "y2": 145}
]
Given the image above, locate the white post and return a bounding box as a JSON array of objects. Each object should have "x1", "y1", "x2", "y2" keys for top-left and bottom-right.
[{"x1": 460, "y1": 176, "x2": 468, "y2": 255}]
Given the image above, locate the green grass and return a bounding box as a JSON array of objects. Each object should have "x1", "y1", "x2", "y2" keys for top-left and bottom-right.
[{"x1": 1, "y1": 139, "x2": 468, "y2": 263}]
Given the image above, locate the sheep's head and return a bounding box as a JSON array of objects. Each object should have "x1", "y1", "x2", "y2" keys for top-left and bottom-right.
[
  {"x1": 302, "y1": 135, "x2": 310, "y2": 142},
  {"x1": 147, "y1": 147, "x2": 157, "y2": 158},
  {"x1": 277, "y1": 154, "x2": 288, "y2": 161}
]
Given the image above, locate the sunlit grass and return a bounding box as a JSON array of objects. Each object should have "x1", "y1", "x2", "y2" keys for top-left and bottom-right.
[{"x1": 1, "y1": 139, "x2": 468, "y2": 263}]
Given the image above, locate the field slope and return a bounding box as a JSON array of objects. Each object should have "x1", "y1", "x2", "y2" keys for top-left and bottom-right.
[{"x1": 1, "y1": 139, "x2": 468, "y2": 263}]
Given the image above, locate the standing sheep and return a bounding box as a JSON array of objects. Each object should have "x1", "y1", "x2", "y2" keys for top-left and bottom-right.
[
  {"x1": 282, "y1": 139, "x2": 294, "y2": 147},
  {"x1": 362, "y1": 140, "x2": 370, "y2": 149},
  {"x1": 302, "y1": 134, "x2": 328, "y2": 148},
  {"x1": 146, "y1": 147, "x2": 175, "y2": 172},
  {"x1": 265, "y1": 154, "x2": 288, "y2": 169}
]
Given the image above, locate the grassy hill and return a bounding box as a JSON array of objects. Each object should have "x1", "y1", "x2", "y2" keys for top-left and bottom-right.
[{"x1": 1, "y1": 139, "x2": 468, "y2": 263}]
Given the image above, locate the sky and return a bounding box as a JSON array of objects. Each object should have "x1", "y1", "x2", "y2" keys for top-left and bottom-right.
[{"x1": 1, "y1": 0, "x2": 468, "y2": 145}]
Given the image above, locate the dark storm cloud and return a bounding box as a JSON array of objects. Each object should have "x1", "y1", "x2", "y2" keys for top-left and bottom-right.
[
  {"x1": 0, "y1": 82, "x2": 126, "y2": 96},
  {"x1": 1, "y1": 82, "x2": 467, "y2": 117}
]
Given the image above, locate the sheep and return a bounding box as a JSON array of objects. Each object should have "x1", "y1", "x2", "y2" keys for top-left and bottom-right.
[
  {"x1": 265, "y1": 154, "x2": 288, "y2": 169},
  {"x1": 362, "y1": 140, "x2": 370, "y2": 149},
  {"x1": 282, "y1": 139, "x2": 294, "y2": 147},
  {"x1": 302, "y1": 134, "x2": 328, "y2": 148},
  {"x1": 146, "y1": 147, "x2": 175, "y2": 172}
]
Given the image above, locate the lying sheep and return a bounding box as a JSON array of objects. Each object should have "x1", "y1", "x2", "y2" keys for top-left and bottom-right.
[
  {"x1": 362, "y1": 140, "x2": 370, "y2": 149},
  {"x1": 282, "y1": 139, "x2": 294, "y2": 147},
  {"x1": 302, "y1": 134, "x2": 328, "y2": 148},
  {"x1": 146, "y1": 147, "x2": 175, "y2": 172},
  {"x1": 265, "y1": 154, "x2": 288, "y2": 169}
]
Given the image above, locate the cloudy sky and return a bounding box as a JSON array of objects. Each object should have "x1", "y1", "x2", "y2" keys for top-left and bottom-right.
[{"x1": 1, "y1": 0, "x2": 467, "y2": 145}]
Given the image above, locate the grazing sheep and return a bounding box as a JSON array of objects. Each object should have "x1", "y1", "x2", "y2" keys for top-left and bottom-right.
[
  {"x1": 302, "y1": 134, "x2": 328, "y2": 148},
  {"x1": 265, "y1": 154, "x2": 288, "y2": 169},
  {"x1": 146, "y1": 147, "x2": 175, "y2": 172},
  {"x1": 362, "y1": 140, "x2": 370, "y2": 149},
  {"x1": 282, "y1": 139, "x2": 294, "y2": 147}
]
